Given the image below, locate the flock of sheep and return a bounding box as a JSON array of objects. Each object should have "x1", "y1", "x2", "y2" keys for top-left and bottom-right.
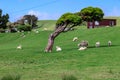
[
  {"x1": 16, "y1": 32, "x2": 112, "y2": 52},
  {"x1": 75, "y1": 37, "x2": 111, "y2": 51},
  {"x1": 55, "y1": 37, "x2": 112, "y2": 51}
]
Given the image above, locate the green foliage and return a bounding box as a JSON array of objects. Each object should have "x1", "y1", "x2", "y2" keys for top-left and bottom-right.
[
  {"x1": 80, "y1": 6, "x2": 104, "y2": 21},
  {"x1": 17, "y1": 15, "x2": 38, "y2": 28},
  {"x1": 17, "y1": 24, "x2": 32, "y2": 31},
  {"x1": 62, "y1": 74, "x2": 77, "y2": 80},
  {"x1": 0, "y1": 28, "x2": 5, "y2": 33},
  {"x1": 56, "y1": 12, "x2": 82, "y2": 27},
  {"x1": 0, "y1": 9, "x2": 9, "y2": 29},
  {"x1": 1, "y1": 74, "x2": 21, "y2": 80}
]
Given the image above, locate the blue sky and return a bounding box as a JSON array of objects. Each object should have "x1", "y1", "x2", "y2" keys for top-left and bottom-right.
[{"x1": 0, "y1": 0, "x2": 120, "y2": 22}]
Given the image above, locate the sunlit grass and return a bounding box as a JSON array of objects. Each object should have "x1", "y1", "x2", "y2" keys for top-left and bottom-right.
[{"x1": 0, "y1": 25, "x2": 120, "y2": 80}]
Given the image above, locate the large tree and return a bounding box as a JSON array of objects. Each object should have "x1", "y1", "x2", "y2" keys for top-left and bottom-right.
[
  {"x1": 80, "y1": 6, "x2": 104, "y2": 21},
  {"x1": 17, "y1": 15, "x2": 38, "y2": 28},
  {"x1": 0, "y1": 9, "x2": 9, "y2": 29},
  {"x1": 79, "y1": 6, "x2": 104, "y2": 27},
  {"x1": 45, "y1": 13, "x2": 82, "y2": 52}
]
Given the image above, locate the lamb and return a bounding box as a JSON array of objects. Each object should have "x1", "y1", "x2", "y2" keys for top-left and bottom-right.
[
  {"x1": 17, "y1": 45, "x2": 22, "y2": 49},
  {"x1": 108, "y1": 40, "x2": 112, "y2": 46},
  {"x1": 95, "y1": 41, "x2": 100, "y2": 47},
  {"x1": 72, "y1": 37, "x2": 78, "y2": 42},
  {"x1": 20, "y1": 33, "x2": 25, "y2": 38},
  {"x1": 78, "y1": 47, "x2": 87, "y2": 51},
  {"x1": 35, "y1": 30, "x2": 39, "y2": 33},
  {"x1": 56, "y1": 46, "x2": 62, "y2": 51},
  {"x1": 22, "y1": 35, "x2": 26, "y2": 38},
  {"x1": 43, "y1": 28, "x2": 48, "y2": 31}
]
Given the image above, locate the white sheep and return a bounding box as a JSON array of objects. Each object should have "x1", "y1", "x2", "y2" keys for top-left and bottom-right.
[
  {"x1": 28, "y1": 31, "x2": 30, "y2": 33},
  {"x1": 72, "y1": 37, "x2": 78, "y2": 42},
  {"x1": 78, "y1": 40, "x2": 89, "y2": 47},
  {"x1": 35, "y1": 30, "x2": 39, "y2": 33},
  {"x1": 17, "y1": 45, "x2": 22, "y2": 49},
  {"x1": 21, "y1": 30, "x2": 24, "y2": 32},
  {"x1": 20, "y1": 33, "x2": 26, "y2": 38},
  {"x1": 43, "y1": 28, "x2": 48, "y2": 31},
  {"x1": 56, "y1": 46, "x2": 62, "y2": 51},
  {"x1": 108, "y1": 40, "x2": 112, "y2": 46},
  {"x1": 78, "y1": 47, "x2": 87, "y2": 51},
  {"x1": 95, "y1": 41, "x2": 100, "y2": 47},
  {"x1": 22, "y1": 35, "x2": 26, "y2": 38}
]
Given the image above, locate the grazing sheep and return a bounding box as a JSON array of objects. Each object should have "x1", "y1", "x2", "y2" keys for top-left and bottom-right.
[
  {"x1": 17, "y1": 45, "x2": 22, "y2": 49},
  {"x1": 20, "y1": 33, "x2": 25, "y2": 38},
  {"x1": 20, "y1": 33, "x2": 24, "y2": 36},
  {"x1": 95, "y1": 41, "x2": 100, "y2": 47},
  {"x1": 78, "y1": 40, "x2": 89, "y2": 48},
  {"x1": 43, "y1": 28, "x2": 48, "y2": 31},
  {"x1": 35, "y1": 30, "x2": 39, "y2": 33},
  {"x1": 21, "y1": 30, "x2": 24, "y2": 32},
  {"x1": 56, "y1": 46, "x2": 62, "y2": 51},
  {"x1": 22, "y1": 35, "x2": 26, "y2": 38},
  {"x1": 28, "y1": 31, "x2": 30, "y2": 33},
  {"x1": 72, "y1": 37, "x2": 78, "y2": 42},
  {"x1": 108, "y1": 40, "x2": 112, "y2": 46},
  {"x1": 33, "y1": 30, "x2": 39, "y2": 33},
  {"x1": 17, "y1": 31, "x2": 20, "y2": 33},
  {"x1": 106, "y1": 26, "x2": 110, "y2": 27},
  {"x1": 78, "y1": 47, "x2": 87, "y2": 51}
]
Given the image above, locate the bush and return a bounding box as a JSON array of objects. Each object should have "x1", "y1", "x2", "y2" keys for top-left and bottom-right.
[
  {"x1": 10, "y1": 28, "x2": 18, "y2": 33},
  {"x1": 0, "y1": 28, "x2": 5, "y2": 33},
  {"x1": 17, "y1": 24, "x2": 32, "y2": 32},
  {"x1": 1, "y1": 74, "x2": 21, "y2": 80},
  {"x1": 62, "y1": 74, "x2": 77, "y2": 80}
]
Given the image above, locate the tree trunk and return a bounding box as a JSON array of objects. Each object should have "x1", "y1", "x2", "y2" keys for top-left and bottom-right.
[
  {"x1": 45, "y1": 31, "x2": 62, "y2": 52},
  {"x1": 45, "y1": 24, "x2": 67, "y2": 52}
]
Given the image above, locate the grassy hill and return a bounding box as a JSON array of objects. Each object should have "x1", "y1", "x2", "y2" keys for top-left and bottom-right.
[
  {"x1": 0, "y1": 25, "x2": 120, "y2": 80},
  {"x1": 36, "y1": 17, "x2": 120, "y2": 31},
  {"x1": 37, "y1": 20, "x2": 56, "y2": 31}
]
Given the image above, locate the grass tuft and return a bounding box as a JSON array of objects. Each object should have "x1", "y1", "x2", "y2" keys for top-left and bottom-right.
[
  {"x1": 1, "y1": 74, "x2": 21, "y2": 80},
  {"x1": 62, "y1": 73, "x2": 77, "y2": 80}
]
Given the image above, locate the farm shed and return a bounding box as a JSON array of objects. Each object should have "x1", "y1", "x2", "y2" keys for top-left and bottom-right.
[{"x1": 87, "y1": 19, "x2": 116, "y2": 29}]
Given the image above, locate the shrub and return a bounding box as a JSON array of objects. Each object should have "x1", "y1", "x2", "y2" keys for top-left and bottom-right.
[
  {"x1": 62, "y1": 74, "x2": 77, "y2": 80},
  {"x1": 0, "y1": 28, "x2": 5, "y2": 33},
  {"x1": 1, "y1": 74, "x2": 21, "y2": 80},
  {"x1": 17, "y1": 24, "x2": 32, "y2": 32}
]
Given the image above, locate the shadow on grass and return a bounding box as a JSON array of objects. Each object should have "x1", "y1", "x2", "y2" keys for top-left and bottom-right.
[
  {"x1": 88, "y1": 45, "x2": 120, "y2": 48},
  {"x1": 40, "y1": 45, "x2": 120, "y2": 53}
]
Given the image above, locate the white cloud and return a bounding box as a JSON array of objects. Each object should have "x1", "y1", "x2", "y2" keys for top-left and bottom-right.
[
  {"x1": 28, "y1": 10, "x2": 41, "y2": 17},
  {"x1": 10, "y1": 10, "x2": 61, "y2": 22},
  {"x1": 27, "y1": 10, "x2": 60, "y2": 20}
]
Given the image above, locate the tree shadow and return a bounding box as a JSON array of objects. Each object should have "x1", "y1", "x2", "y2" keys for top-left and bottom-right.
[{"x1": 88, "y1": 45, "x2": 120, "y2": 48}]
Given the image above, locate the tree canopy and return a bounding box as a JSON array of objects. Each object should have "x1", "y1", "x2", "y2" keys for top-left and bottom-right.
[
  {"x1": 56, "y1": 12, "x2": 82, "y2": 31},
  {"x1": 0, "y1": 9, "x2": 9, "y2": 29},
  {"x1": 80, "y1": 6, "x2": 104, "y2": 22},
  {"x1": 17, "y1": 14, "x2": 38, "y2": 28},
  {"x1": 45, "y1": 12, "x2": 82, "y2": 52}
]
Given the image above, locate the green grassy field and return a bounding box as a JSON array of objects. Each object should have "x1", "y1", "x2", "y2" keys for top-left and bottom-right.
[{"x1": 0, "y1": 22, "x2": 120, "y2": 80}]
